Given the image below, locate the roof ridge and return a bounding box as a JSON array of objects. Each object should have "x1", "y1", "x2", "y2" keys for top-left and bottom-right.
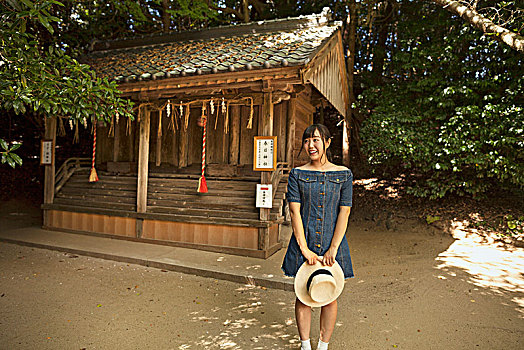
[{"x1": 90, "y1": 7, "x2": 336, "y2": 52}]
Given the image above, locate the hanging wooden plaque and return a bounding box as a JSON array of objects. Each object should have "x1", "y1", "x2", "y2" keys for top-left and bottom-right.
[
  {"x1": 40, "y1": 139, "x2": 54, "y2": 165},
  {"x1": 253, "y1": 136, "x2": 277, "y2": 171}
]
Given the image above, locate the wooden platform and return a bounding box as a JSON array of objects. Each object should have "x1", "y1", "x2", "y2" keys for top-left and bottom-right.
[{"x1": 43, "y1": 171, "x2": 287, "y2": 258}]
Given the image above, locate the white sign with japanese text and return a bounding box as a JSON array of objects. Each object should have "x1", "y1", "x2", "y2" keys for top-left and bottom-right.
[{"x1": 256, "y1": 184, "x2": 273, "y2": 208}]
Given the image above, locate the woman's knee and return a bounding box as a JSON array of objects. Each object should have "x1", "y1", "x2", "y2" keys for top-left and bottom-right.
[{"x1": 321, "y1": 299, "x2": 338, "y2": 310}]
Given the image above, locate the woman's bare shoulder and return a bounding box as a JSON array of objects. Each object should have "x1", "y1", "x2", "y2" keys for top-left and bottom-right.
[
  {"x1": 295, "y1": 164, "x2": 312, "y2": 170},
  {"x1": 331, "y1": 165, "x2": 350, "y2": 171}
]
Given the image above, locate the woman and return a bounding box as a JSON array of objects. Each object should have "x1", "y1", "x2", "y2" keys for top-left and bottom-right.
[{"x1": 282, "y1": 124, "x2": 354, "y2": 350}]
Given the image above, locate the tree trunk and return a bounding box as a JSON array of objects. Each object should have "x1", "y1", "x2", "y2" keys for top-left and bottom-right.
[
  {"x1": 242, "y1": 0, "x2": 250, "y2": 23},
  {"x1": 345, "y1": 0, "x2": 358, "y2": 166},
  {"x1": 432, "y1": 0, "x2": 524, "y2": 52},
  {"x1": 371, "y1": 0, "x2": 394, "y2": 85},
  {"x1": 347, "y1": 0, "x2": 357, "y2": 109},
  {"x1": 162, "y1": 0, "x2": 170, "y2": 32}
]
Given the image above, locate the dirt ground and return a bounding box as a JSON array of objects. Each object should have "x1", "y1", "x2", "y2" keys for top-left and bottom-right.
[{"x1": 0, "y1": 198, "x2": 523, "y2": 350}]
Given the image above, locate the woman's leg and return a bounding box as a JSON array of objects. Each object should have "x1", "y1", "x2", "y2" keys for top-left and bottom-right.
[
  {"x1": 319, "y1": 300, "x2": 338, "y2": 342},
  {"x1": 295, "y1": 298, "x2": 312, "y2": 340}
]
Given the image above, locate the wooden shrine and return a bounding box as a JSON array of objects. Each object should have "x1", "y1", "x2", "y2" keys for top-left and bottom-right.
[{"x1": 41, "y1": 9, "x2": 350, "y2": 258}]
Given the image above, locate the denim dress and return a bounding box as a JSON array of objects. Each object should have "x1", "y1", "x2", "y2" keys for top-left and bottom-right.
[{"x1": 281, "y1": 168, "x2": 354, "y2": 279}]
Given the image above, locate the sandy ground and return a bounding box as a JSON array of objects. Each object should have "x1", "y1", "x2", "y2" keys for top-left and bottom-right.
[{"x1": 0, "y1": 199, "x2": 523, "y2": 349}]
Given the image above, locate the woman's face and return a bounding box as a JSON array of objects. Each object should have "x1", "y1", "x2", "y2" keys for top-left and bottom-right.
[{"x1": 303, "y1": 129, "x2": 330, "y2": 162}]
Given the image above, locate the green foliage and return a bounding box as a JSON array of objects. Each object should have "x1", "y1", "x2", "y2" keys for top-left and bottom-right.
[
  {"x1": 0, "y1": 138, "x2": 22, "y2": 168},
  {"x1": 358, "y1": 5, "x2": 524, "y2": 199},
  {"x1": 166, "y1": 0, "x2": 218, "y2": 22},
  {"x1": 426, "y1": 215, "x2": 441, "y2": 225},
  {"x1": 55, "y1": 0, "x2": 219, "y2": 44},
  {"x1": 0, "y1": 0, "x2": 134, "y2": 125}
]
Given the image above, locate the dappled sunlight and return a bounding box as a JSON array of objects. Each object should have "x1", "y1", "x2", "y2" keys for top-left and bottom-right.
[
  {"x1": 436, "y1": 221, "x2": 524, "y2": 316},
  {"x1": 176, "y1": 284, "x2": 298, "y2": 349},
  {"x1": 354, "y1": 177, "x2": 404, "y2": 199}
]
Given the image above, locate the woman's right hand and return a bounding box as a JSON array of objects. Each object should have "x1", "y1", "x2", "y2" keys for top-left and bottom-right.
[{"x1": 301, "y1": 248, "x2": 319, "y2": 265}]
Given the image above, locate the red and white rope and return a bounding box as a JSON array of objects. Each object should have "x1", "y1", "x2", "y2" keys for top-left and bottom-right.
[
  {"x1": 201, "y1": 117, "x2": 206, "y2": 177},
  {"x1": 91, "y1": 123, "x2": 97, "y2": 170},
  {"x1": 89, "y1": 121, "x2": 98, "y2": 183}
]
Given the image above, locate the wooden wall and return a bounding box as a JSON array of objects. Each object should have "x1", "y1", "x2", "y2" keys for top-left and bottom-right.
[
  {"x1": 45, "y1": 209, "x2": 280, "y2": 256},
  {"x1": 142, "y1": 220, "x2": 259, "y2": 250},
  {"x1": 47, "y1": 210, "x2": 136, "y2": 237},
  {"x1": 96, "y1": 98, "x2": 314, "y2": 172},
  {"x1": 293, "y1": 93, "x2": 316, "y2": 166}
]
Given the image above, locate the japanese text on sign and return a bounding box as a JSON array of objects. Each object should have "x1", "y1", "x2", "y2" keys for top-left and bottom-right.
[
  {"x1": 256, "y1": 184, "x2": 273, "y2": 208},
  {"x1": 254, "y1": 136, "x2": 277, "y2": 171}
]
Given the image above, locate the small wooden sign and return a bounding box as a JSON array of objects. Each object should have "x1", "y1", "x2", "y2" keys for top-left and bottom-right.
[
  {"x1": 256, "y1": 184, "x2": 273, "y2": 208},
  {"x1": 40, "y1": 139, "x2": 54, "y2": 165},
  {"x1": 253, "y1": 136, "x2": 277, "y2": 171}
]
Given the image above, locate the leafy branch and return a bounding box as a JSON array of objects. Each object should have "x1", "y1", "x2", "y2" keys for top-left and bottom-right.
[{"x1": 0, "y1": 138, "x2": 22, "y2": 168}]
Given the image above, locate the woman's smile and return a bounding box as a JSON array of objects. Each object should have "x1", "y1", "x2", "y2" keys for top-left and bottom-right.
[{"x1": 304, "y1": 134, "x2": 325, "y2": 161}]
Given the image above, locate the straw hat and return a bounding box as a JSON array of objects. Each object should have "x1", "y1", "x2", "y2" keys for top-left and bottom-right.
[{"x1": 294, "y1": 257, "x2": 345, "y2": 307}]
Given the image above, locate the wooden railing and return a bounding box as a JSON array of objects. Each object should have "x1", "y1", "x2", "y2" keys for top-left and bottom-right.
[
  {"x1": 270, "y1": 162, "x2": 290, "y2": 199},
  {"x1": 54, "y1": 157, "x2": 90, "y2": 195}
]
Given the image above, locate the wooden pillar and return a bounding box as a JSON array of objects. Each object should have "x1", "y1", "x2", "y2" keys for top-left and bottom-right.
[
  {"x1": 113, "y1": 118, "x2": 120, "y2": 162},
  {"x1": 229, "y1": 105, "x2": 240, "y2": 165},
  {"x1": 286, "y1": 95, "x2": 296, "y2": 167},
  {"x1": 259, "y1": 88, "x2": 273, "y2": 254},
  {"x1": 137, "y1": 109, "x2": 151, "y2": 214},
  {"x1": 128, "y1": 121, "x2": 135, "y2": 163},
  {"x1": 260, "y1": 90, "x2": 274, "y2": 137},
  {"x1": 342, "y1": 119, "x2": 350, "y2": 167},
  {"x1": 222, "y1": 110, "x2": 229, "y2": 163},
  {"x1": 43, "y1": 116, "x2": 57, "y2": 227},
  {"x1": 171, "y1": 124, "x2": 179, "y2": 167},
  {"x1": 155, "y1": 111, "x2": 162, "y2": 167},
  {"x1": 178, "y1": 114, "x2": 188, "y2": 168},
  {"x1": 275, "y1": 103, "x2": 286, "y2": 162}
]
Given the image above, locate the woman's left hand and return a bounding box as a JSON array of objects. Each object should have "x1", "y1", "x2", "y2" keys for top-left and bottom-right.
[{"x1": 322, "y1": 246, "x2": 338, "y2": 266}]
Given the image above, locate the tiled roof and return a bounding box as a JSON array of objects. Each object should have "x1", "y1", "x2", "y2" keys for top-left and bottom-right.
[{"x1": 85, "y1": 9, "x2": 341, "y2": 83}]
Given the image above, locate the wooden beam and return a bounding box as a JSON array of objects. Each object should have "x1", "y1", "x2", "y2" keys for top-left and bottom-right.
[
  {"x1": 229, "y1": 105, "x2": 240, "y2": 165},
  {"x1": 286, "y1": 95, "x2": 297, "y2": 167},
  {"x1": 137, "y1": 109, "x2": 151, "y2": 214},
  {"x1": 118, "y1": 66, "x2": 301, "y2": 94}
]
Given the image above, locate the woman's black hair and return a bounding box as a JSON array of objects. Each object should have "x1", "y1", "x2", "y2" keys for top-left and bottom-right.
[{"x1": 298, "y1": 124, "x2": 332, "y2": 164}]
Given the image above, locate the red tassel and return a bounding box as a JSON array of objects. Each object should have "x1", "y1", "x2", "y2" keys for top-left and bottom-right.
[
  {"x1": 198, "y1": 176, "x2": 208, "y2": 193},
  {"x1": 89, "y1": 167, "x2": 99, "y2": 183}
]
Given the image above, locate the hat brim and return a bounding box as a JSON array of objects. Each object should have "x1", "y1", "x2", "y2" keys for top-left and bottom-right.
[{"x1": 294, "y1": 258, "x2": 345, "y2": 307}]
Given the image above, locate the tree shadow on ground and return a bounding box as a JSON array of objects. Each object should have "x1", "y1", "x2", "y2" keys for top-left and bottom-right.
[
  {"x1": 435, "y1": 221, "x2": 524, "y2": 317},
  {"x1": 177, "y1": 284, "x2": 298, "y2": 349}
]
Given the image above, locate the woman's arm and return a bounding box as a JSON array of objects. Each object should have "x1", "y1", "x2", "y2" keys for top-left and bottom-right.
[
  {"x1": 289, "y1": 201, "x2": 319, "y2": 265},
  {"x1": 323, "y1": 206, "x2": 351, "y2": 266}
]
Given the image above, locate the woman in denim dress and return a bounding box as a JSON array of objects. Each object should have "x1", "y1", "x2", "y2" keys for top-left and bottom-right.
[{"x1": 282, "y1": 124, "x2": 354, "y2": 350}]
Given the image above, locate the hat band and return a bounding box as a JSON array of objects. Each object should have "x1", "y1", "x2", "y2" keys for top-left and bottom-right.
[{"x1": 306, "y1": 269, "x2": 333, "y2": 292}]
